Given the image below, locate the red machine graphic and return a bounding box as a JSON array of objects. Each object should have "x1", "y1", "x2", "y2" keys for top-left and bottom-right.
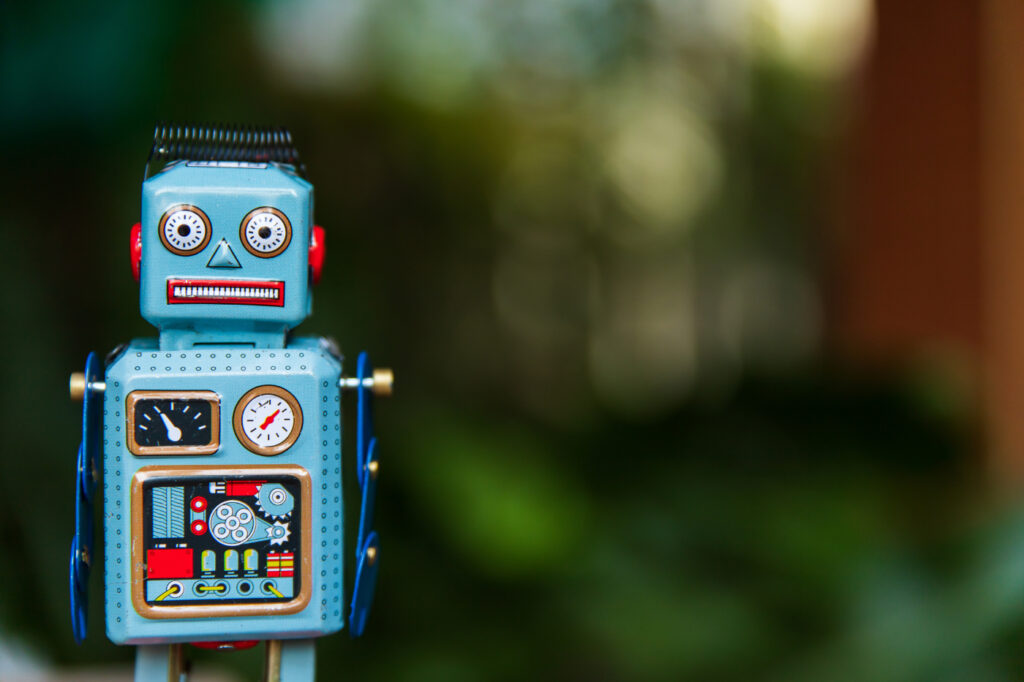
[
  {"x1": 147, "y1": 548, "x2": 194, "y2": 579},
  {"x1": 208, "y1": 481, "x2": 266, "y2": 496},
  {"x1": 266, "y1": 552, "x2": 294, "y2": 577}
]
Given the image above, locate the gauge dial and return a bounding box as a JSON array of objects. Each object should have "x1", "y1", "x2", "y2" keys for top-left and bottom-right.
[
  {"x1": 127, "y1": 391, "x2": 220, "y2": 455},
  {"x1": 160, "y1": 206, "x2": 212, "y2": 255},
  {"x1": 233, "y1": 385, "x2": 303, "y2": 455},
  {"x1": 240, "y1": 207, "x2": 291, "y2": 258}
]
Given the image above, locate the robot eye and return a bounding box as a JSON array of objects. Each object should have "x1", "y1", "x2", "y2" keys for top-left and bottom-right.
[
  {"x1": 240, "y1": 207, "x2": 292, "y2": 258},
  {"x1": 159, "y1": 206, "x2": 212, "y2": 256}
]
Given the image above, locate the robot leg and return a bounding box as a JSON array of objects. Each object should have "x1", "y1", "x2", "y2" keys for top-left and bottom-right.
[
  {"x1": 134, "y1": 643, "x2": 185, "y2": 682},
  {"x1": 265, "y1": 639, "x2": 316, "y2": 682}
]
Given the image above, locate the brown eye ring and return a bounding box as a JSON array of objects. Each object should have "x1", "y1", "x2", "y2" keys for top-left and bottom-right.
[
  {"x1": 240, "y1": 207, "x2": 292, "y2": 258},
  {"x1": 159, "y1": 205, "x2": 212, "y2": 256}
]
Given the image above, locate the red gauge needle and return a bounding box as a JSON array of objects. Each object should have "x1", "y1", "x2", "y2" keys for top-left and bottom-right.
[{"x1": 260, "y1": 409, "x2": 280, "y2": 430}]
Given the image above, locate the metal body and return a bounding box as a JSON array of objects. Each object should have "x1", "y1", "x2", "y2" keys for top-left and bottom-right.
[{"x1": 103, "y1": 338, "x2": 343, "y2": 644}]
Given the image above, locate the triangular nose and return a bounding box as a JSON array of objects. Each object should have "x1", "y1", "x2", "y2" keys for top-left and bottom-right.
[{"x1": 206, "y1": 240, "x2": 241, "y2": 268}]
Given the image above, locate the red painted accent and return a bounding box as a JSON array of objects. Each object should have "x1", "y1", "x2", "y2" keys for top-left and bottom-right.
[
  {"x1": 266, "y1": 551, "x2": 295, "y2": 577},
  {"x1": 191, "y1": 496, "x2": 207, "y2": 512},
  {"x1": 130, "y1": 222, "x2": 142, "y2": 283},
  {"x1": 166, "y1": 278, "x2": 285, "y2": 307},
  {"x1": 146, "y1": 548, "x2": 194, "y2": 579},
  {"x1": 260, "y1": 409, "x2": 280, "y2": 430},
  {"x1": 225, "y1": 481, "x2": 264, "y2": 496},
  {"x1": 190, "y1": 640, "x2": 260, "y2": 651},
  {"x1": 309, "y1": 225, "x2": 325, "y2": 285},
  {"x1": 191, "y1": 520, "x2": 207, "y2": 535}
]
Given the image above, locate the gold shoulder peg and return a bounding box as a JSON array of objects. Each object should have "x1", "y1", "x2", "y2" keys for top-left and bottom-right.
[
  {"x1": 69, "y1": 372, "x2": 86, "y2": 401},
  {"x1": 372, "y1": 368, "x2": 394, "y2": 397}
]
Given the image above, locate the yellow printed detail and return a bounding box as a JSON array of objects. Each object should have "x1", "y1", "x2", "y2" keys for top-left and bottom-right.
[
  {"x1": 198, "y1": 584, "x2": 226, "y2": 593},
  {"x1": 155, "y1": 585, "x2": 180, "y2": 602}
]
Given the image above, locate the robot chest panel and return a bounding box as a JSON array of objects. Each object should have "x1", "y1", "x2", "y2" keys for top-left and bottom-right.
[{"x1": 102, "y1": 346, "x2": 342, "y2": 625}]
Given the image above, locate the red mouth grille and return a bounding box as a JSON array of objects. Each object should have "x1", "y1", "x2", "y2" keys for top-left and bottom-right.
[{"x1": 166, "y1": 279, "x2": 285, "y2": 307}]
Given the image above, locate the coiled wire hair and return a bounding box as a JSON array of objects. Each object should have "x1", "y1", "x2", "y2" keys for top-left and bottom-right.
[{"x1": 145, "y1": 123, "x2": 305, "y2": 179}]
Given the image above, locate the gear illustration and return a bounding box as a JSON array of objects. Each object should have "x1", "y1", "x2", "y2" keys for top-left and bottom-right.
[
  {"x1": 267, "y1": 520, "x2": 291, "y2": 546},
  {"x1": 209, "y1": 500, "x2": 258, "y2": 546},
  {"x1": 255, "y1": 483, "x2": 294, "y2": 519}
]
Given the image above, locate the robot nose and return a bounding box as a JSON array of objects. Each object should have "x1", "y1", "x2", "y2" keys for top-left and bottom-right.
[{"x1": 206, "y1": 240, "x2": 241, "y2": 269}]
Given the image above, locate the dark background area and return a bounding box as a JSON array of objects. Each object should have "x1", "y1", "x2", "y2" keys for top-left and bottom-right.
[{"x1": 3, "y1": 1, "x2": 1023, "y2": 680}]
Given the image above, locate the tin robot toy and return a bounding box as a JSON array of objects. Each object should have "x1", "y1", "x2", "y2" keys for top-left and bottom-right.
[{"x1": 68, "y1": 124, "x2": 392, "y2": 681}]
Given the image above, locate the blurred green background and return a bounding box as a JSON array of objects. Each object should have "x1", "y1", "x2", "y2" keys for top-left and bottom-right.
[{"x1": 2, "y1": 1, "x2": 1019, "y2": 680}]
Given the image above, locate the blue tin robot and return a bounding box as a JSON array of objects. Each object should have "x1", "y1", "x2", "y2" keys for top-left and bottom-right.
[{"x1": 69, "y1": 125, "x2": 392, "y2": 681}]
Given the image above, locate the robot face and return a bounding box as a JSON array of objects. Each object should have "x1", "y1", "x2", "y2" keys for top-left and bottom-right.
[{"x1": 139, "y1": 162, "x2": 315, "y2": 338}]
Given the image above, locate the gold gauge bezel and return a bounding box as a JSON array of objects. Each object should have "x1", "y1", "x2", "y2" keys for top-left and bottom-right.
[
  {"x1": 159, "y1": 205, "x2": 212, "y2": 256},
  {"x1": 239, "y1": 207, "x2": 292, "y2": 258},
  {"x1": 126, "y1": 390, "x2": 221, "y2": 456},
  {"x1": 233, "y1": 385, "x2": 303, "y2": 456},
  {"x1": 130, "y1": 464, "x2": 312, "y2": 619}
]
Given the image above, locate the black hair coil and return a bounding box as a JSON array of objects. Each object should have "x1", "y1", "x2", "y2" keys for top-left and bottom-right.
[{"x1": 145, "y1": 123, "x2": 305, "y2": 179}]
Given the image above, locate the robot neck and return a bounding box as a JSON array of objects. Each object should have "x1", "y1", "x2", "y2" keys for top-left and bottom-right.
[{"x1": 158, "y1": 324, "x2": 290, "y2": 350}]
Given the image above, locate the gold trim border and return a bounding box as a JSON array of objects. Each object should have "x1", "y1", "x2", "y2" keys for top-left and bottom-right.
[
  {"x1": 131, "y1": 464, "x2": 313, "y2": 620},
  {"x1": 126, "y1": 391, "x2": 221, "y2": 456},
  {"x1": 232, "y1": 385, "x2": 303, "y2": 456}
]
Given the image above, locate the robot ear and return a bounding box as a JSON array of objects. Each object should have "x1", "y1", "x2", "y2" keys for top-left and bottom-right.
[
  {"x1": 130, "y1": 223, "x2": 142, "y2": 283},
  {"x1": 309, "y1": 225, "x2": 325, "y2": 285}
]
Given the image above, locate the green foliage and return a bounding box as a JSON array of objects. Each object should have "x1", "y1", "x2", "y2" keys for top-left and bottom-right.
[{"x1": 403, "y1": 416, "x2": 590, "y2": 577}]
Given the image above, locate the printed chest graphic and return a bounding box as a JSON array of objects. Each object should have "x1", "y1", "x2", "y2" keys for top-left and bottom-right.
[{"x1": 131, "y1": 466, "x2": 312, "y2": 619}]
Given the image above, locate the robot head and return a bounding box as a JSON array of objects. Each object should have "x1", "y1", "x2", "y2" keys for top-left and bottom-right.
[{"x1": 137, "y1": 160, "x2": 321, "y2": 347}]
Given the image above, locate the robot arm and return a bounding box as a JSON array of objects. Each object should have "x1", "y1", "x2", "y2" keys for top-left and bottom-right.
[
  {"x1": 69, "y1": 351, "x2": 104, "y2": 643},
  {"x1": 342, "y1": 351, "x2": 391, "y2": 636}
]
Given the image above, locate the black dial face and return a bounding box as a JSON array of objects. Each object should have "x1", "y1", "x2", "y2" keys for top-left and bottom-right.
[
  {"x1": 127, "y1": 391, "x2": 220, "y2": 455},
  {"x1": 135, "y1": 399, "x2": 212, "y2": 447}
]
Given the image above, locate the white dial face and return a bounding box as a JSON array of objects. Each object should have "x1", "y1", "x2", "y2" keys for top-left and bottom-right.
[
  {"x1": 242, "y1": 208, "x2": 291, "y2": 257},
  {"x1": 241, "y1": 393, "x2": 296, "y2": 448},
  {"x1": 161, "y1": 208, "x2": 210, "y2": 254}
]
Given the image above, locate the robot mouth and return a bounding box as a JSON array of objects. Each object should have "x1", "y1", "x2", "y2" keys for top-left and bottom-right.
[{"x1": 166, "y1": 279, "x2": 285, "y2": 307}]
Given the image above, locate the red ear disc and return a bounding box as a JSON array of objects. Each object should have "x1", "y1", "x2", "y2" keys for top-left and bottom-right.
[
  {"x1": 130, "y1": 222, "x2": 142, "y2": 283},
  {"x1": 309, "y1": 225, "x2": 325, "y2": 285}
]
